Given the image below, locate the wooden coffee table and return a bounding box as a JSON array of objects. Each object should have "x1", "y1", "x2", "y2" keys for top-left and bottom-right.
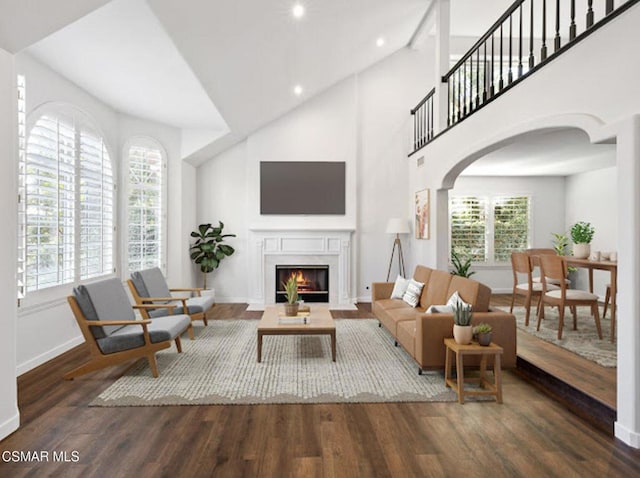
[{"x1": 257, "y1": 305, "x2": 336, "y2": 363}]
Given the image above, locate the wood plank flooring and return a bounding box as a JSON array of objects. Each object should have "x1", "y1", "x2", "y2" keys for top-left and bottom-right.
[
  {"x1": 1, "y1": 302, "x2": 638, "y2": 477},
  {"x1": 491, "y1": 294, "x2": 617, "y2": 410}
]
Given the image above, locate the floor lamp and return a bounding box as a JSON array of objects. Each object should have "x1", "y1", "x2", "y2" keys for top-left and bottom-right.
[{"x1": 386, "y1": 218, "x2": 410, "y2": 281}]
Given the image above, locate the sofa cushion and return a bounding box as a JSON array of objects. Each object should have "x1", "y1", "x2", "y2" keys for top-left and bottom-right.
[
  {"x1": 423, "y1": 270, "x2": 453, "y2": 308},
  {"x1": 402, "y1": 279, "x2": 424, "y2": 307},
  {"x1": 413, "y1": 266, "x2": 434, "y2": 309},
  {"x1": 447, "y1": 275, "x2": 491, "y2": 312},
  {"x1": 375, "y1": 298, "x2": 410, "y2": 312},
  {"x1": 390, "y1": 275, "x2": 410, "y2": 299}
]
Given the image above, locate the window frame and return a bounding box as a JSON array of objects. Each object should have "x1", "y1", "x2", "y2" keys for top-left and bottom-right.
[
  {"x1": 121, "y1": 136, "x2": 168, "y2": 276},
  {"x1": 19, "y1": 103, "x2": 116, "y2": 307},
  {"x1": 449, "y1": 192, "x2": 533, "y2": 267}
]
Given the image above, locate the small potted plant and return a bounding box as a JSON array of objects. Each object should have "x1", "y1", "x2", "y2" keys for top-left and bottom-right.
[
  {"x1": 473, "y1": 323, "x2": 493, "y2": 346},
  {"x1": 450, "y1": 249, "x2": 476, "y2": 278},
  {"x1": 452, "y1": 302, "x2": 473, "y2": 345},
  {"x1": 570, "y1": 221, "x2": 595, "y2": 259},
  {"x1": 282, "y1": 275, "x2": 300, "y2": 316}
]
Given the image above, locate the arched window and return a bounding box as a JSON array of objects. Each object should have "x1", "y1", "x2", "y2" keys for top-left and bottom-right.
[
  {"x1": 124, "y1": 138, "x2": 166, "y2": 273},
  {"x1": 20, "y1": 105, "x2": 114, "y2": 294}
]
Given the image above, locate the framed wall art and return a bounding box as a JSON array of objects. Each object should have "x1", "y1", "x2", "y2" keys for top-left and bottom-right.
[{"x1": 415, "y1": 189, "x2": 430, "y2": 239}]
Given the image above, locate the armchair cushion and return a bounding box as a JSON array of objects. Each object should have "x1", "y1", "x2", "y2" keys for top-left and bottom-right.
[
  {"x1": 74, "y1": 278, "x2": 135, "y2": 339},
  {"x1": 186, "y1": 294, "x2": 215, "y2": 311},
  {"x1": 133, "y1": 267, "x2": 172, "y2": 298},
  {"x1": 148, "y1": 304, "x2": 204, "y2": 318},
  {"x1": 96, "y1": 314, "x2": 191, "y2": 355}
]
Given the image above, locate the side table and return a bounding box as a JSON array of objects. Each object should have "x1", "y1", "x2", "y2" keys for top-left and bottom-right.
[{"x1": 443, "y1": 338, "x2": 503, "y2": 404}]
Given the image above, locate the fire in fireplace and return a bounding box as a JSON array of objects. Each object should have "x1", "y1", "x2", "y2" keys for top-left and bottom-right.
[{"x1": 275, "y1": 265, "x2": 329, "y2": 303}]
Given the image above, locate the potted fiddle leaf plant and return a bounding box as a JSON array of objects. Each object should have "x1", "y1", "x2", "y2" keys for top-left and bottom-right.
[
  {"x1": 452, "y1": 302, "x2": 473, "y2": 345},
  {"x1": 283, "y1": 275, "x2": 300, "y2": 316},
  {"x1": 570, "y1": 221, "x2": 595, "y2": 259},
  {"x1": 189, "y1": 221, "x2": 236, "y2": 289}
]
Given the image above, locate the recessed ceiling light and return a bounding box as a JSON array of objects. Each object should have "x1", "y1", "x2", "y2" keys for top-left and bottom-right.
[
  {"x1": 293, "y1": 85, "x2": 303, "y2": 96},
  {"x1": 376, "y1": 37, "x2": 386, "y2": 47},
  {"x1": 292, "y1": 4, "x2": 305, "y2": 19}
]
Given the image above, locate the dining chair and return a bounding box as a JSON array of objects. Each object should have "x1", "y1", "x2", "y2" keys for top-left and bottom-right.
[
  {"x1": 525, "y1": 248, "x2": 571, "y2": 286},
  {"x1": 510, "y1": 252, "x2": 558, "y2": 326},
  {"x1": 537, "y1": 254, "x2": 603, "y2": 340}
]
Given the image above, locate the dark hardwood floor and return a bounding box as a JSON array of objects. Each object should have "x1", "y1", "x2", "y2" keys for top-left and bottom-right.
[{"x1": 1, "y1": 301, "x2": 638, "y2": 477}]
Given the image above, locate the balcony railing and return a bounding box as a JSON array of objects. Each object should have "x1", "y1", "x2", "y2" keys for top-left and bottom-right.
[{"x1": 410, "y1": 0, "x2": 639, "y2": 156}]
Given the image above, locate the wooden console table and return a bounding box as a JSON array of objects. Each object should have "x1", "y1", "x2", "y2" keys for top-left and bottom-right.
[
  {"x1": 565, "y1": 257, "x2": 617, "y2": 342},
  {"x1": 444, "y1": 338, "x2": 503, "y2": 404}
]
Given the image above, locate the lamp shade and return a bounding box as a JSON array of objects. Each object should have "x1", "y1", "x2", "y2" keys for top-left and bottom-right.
[{"x1": 385, "y1": 218, "x2": 410, "y2": 234}]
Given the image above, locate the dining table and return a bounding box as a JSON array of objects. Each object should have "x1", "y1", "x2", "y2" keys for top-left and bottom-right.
[{"x1": 564, "y1": 257, "x2": 617, "y2": 342}]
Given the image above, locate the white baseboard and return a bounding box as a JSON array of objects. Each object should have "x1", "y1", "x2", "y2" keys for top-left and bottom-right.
[
  {"x1": 0, "y1": 409, "x2": 20, "y2": 441},
  {"x1": 615, "y1": 422, "x2": 640, "y2": 449},
  {"x1": 358, "y1": 295, "x2": 372, "y2": 303},
  {"x1": 17, "y1": 335, "x2": 84, "y2": 376}
]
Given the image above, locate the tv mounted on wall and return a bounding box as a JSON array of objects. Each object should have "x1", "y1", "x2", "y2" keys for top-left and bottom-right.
[{"x1": 260, "y1": 161, "x2": 346, "y2": 215}]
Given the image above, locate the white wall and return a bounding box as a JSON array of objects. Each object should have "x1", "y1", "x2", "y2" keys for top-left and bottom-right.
[
  {"x1": 0, "y1": 47, "x2": 20, "y2": 441},
  {"x1": 15, "y1": 54, "x2": 189, "y2": 374},
  {"x1": 196, "y1": 44, "x2": 434, "y2": 302},
  {"x1": 449, "y1": 176, "x2": 566, "y2": 292},
  {"x1": 411, "y1": 4, "x2": 640, "y2": 448},
  {"x1": 565, "y1": 166, "x2": 617, "y2": 297}
]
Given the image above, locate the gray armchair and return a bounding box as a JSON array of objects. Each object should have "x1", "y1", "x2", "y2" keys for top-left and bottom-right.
[
  {"x1": 65, "y1": 277, "x2": 192, "y2": 379},
  {"x1": 128, "y1": 267, "x2": 215, "y2": 326}
]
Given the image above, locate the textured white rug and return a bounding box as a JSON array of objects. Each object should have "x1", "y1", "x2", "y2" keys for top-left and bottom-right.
[
  {"x1": 505, "y1": 306, "x2": 616, "y2": 368},
  {"x1": 91, "y1": 319, "x2": 458, "y2": 407}
]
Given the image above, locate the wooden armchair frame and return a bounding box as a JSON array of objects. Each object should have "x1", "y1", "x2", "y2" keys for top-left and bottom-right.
[
  {"x1": 128, "y1": 280, "x2": 209, "y2": 326},
  {"x1": 65, "y1": 296, "x2": 179, "y2": 380}
]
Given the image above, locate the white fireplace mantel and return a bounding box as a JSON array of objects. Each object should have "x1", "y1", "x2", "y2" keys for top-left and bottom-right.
[{"x1": 247, "y1": 228, "x2": 355, "y2": 307}]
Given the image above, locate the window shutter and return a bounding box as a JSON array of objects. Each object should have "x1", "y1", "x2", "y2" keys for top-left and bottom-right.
[
  {"x1": 22, "y1": 106, "x2": 115, "y2": 294},
  {"x1": 449, "y1": 196, "x2": 487, "y2": 262},
  {"x1": 79, "y1": 128, "x2": 113, "y2": 279},
  {"x1": 24, "y1": 115, "x2": 76, "y2": 291},
  {"x1": 493, "y1": 196, "x2": 530, "y2": 262},
  {"x1": 127, "y1": 144, "x2": 164, "y2": 273}
]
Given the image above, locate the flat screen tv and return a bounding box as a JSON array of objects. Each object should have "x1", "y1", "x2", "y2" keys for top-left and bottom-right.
[{"x1": 260, "y1": 161, "x2": 346, "y2": 215}]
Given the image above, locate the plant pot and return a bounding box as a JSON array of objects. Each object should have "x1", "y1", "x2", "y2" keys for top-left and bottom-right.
[
  {"x1": 573, "y1": 243, "x2": 590, "y2": 259},
  {"x1": 284, "y1": 302, "x2": 299, "y2": 317},
  {"x1": 453, "y1": 325, "x2": 473, "y2": 345},
  {"x1": 477, "y1": 332, "x2": 492, "y2": 346}
]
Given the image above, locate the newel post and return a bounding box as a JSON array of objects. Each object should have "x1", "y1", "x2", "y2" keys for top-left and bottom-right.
[{"x1": 434, "y1": 0, "x2": 450, "y2": 134}]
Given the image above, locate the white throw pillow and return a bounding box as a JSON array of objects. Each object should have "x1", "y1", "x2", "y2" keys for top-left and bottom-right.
[
  {"x1": 390, "y1": 275, "x2": 409, "y2": 299},
  {"x1": 446, "y1": 291, "x2": 471, "y2": 310},
  {"x1": 402, "y1": 279, "x2": 425, "y2": 308},
  {"x1": 426, "y1": 304, "x2": 454, "y2": 313}
]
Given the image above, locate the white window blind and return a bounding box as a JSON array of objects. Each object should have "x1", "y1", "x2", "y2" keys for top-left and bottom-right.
[
  {"x1": 126, "y1": 143, "x2": 164, "y2": 273},
  {"x1": 22, "y1": 108, "x2": 114, "y2": 294},
  {"x1": 450, "y1": 196, "x2": 487, "y2": 262},
  {"x1": 450, "y1": 194, "x2": 531, "y2": 264},
  {"x1": 493, "y1": 196, "x2": 530, "y2": 262}
]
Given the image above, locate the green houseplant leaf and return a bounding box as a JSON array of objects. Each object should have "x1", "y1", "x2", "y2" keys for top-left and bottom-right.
[{"x1": 189, "y1": 221, "x2": 236, "y2": 288}]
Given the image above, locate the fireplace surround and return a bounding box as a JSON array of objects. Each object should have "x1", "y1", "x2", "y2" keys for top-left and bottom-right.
[{"x1": 248, "y1": 228, "x2": 354, "y2": 307}]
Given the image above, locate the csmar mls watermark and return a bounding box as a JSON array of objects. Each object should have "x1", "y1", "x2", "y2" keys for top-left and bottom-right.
[{"x1": 2, "y1": 450, "x2": 80, "y2": 463}]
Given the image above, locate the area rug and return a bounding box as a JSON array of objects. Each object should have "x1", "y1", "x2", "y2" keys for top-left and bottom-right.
[
  {"x1": 503, "y1": 306, "x2": 616, "y2": 368},
  {"x1": 90, "y1": 319, "x2": 458, "y2": 407}
]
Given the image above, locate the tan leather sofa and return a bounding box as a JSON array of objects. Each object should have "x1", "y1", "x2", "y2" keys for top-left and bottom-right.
[{"x1": 372, "y1": 265, "x2": 517, "y2": 371}]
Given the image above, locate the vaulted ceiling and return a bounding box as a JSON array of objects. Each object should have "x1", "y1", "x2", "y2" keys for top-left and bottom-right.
[{"x1": 2, "y1": 0, "x2": 612, "y2": 173}]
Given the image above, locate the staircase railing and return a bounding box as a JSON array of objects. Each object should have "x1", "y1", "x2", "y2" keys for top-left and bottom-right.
[{"x1": 410, "y1": 0, "x2": 639, "y2": 156}]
